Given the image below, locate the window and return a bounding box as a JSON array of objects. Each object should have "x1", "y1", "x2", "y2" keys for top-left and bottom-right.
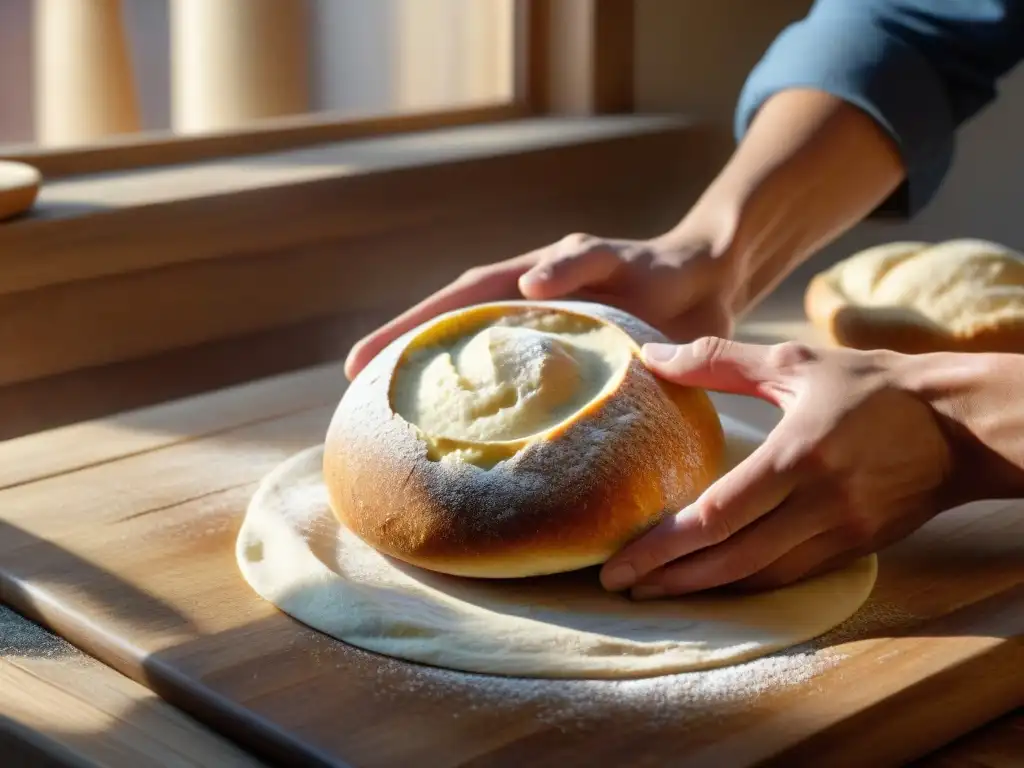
[{"x1": 0, "y1": 0, "x2": 541, "y2": 174}]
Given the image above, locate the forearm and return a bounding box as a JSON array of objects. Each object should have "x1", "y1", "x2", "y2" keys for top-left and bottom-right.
[
  {"x1": 677, "y1": 0, "x2": 1024, "y2": 319},
  {"x1": 894, "y1": 351, "x2": 1024, "y2": 502},
  {"x1": 672, "y1": 88, "x2": 906, "y2": 315}
]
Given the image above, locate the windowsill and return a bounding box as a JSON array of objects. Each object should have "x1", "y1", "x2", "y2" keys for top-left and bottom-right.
[
  {"x1": 0, "y1": 113, "x2": 724, "y2": 393},
  {"x1": 0, "y1": 115, "x2": 715, "y2": 293},
  {"x1": 29, "y1": 115, "x2": 696, "y2": 211}
]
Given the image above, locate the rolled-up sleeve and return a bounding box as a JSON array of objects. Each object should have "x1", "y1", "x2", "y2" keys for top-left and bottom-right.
[{"x1": 735, "y1": 0, "x2": 1024, "y2": 215}]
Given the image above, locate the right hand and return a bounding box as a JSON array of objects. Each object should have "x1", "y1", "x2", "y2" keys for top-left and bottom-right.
[
  {"x1": 600, "y1": 338, "x2": 956, "y2": 597},
  {"x1": 344, "y1": 230, "x2": 743, "y2": 380}
]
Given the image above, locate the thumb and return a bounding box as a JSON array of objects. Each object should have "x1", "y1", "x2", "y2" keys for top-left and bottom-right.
[
  {"x1": 641, "y1": 337, "x2": 776, "y2": 400},
  {"x1": 519, "y1": 238, "x2": 621, "y2": 299}
]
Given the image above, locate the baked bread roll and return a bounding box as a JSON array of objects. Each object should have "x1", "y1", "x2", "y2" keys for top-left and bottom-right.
[
  {"x1": 804, "y1": 238, "x2": 1024, "y2": 353},
  {"x1": 324, "y1": 300, "x2": 725, "y2": 578},
  {"x1": 0, "y1": 161, "x2": 41, "y2": 222}
]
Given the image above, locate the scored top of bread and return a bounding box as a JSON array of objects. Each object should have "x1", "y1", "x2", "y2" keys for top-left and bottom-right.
[
  {"x1": 804, "y1": 238, "x2": 1024, "y2": 353},
  {"x1": 323, "y1": 300, "x2": 725, "y2": 579}
]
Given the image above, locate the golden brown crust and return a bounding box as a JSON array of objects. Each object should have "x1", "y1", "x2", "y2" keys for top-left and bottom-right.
[
  {"x1": 804, "y1": 271, "x2": 1024, "y2": 355},
  {"x1": 323, "y1": 300, "x2": 725, "y2": 578}
]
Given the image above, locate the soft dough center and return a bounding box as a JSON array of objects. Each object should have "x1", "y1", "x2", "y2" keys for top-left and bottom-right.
[{"x1": 391, "y1": 310, "x2": 631, "y2": 453}]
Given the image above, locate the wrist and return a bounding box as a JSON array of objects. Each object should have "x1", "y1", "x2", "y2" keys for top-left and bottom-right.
[
  {"x1": 658, "y1": 187, "x2": 748, "y2": 306},
  {"x1": 890, "y1": 351, "x2": 1024, "y2": 502},
  {"x1": 667, "y1": 89, "x2": 905, "y2": 317},
  {"x1": 665, "y1": 179, "x2": 812, "y2": 318}
]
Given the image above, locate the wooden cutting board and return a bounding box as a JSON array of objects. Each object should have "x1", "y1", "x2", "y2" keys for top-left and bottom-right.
[{"x1": 1, "y1": 360, "x2": 1023, "y2": 768}]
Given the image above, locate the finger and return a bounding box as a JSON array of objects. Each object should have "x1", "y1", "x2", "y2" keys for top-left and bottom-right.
[
  {"x1": 734, "y1": 500, "x2": 930, "y2": 591},
  {"x1": 519, "y1": 238, "x2": 622, "y2": 299},
  {"x1": 600, "y1": 428, "x2": 799, "y2": 591},
  {"x1": 728, "y1": 530, "x2": 861, "y2": 592},
  {"x1": 642, "y1": 337, "x2": 778, "y2": 402},
  {"x1": 344, "y1": 260, "x2": 528, "y2": 380},
  {"x1": 627, "y1": 487, "x2": 831, "y2": 599}
]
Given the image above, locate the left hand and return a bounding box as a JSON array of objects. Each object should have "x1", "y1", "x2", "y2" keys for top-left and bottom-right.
[
  {"x1": 343, "y1": 229, "x2": 739, "y2": 381},
  {"x1": 600, "y1": 337, "x2": 956, "y2": 599}
]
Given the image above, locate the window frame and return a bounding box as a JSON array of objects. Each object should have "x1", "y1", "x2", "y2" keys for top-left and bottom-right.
[{"x1": 1, "y1": 0, "x2": 636, "y2": 178}]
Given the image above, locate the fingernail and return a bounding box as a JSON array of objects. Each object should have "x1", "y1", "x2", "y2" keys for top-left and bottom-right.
[
  {"x1": 642, "y1": 343, "x2": 677, "y2": 363},
  {"x1": 602, "y1": 563, "x2": 636, "y2": 591},
  {"x1": 631, "y1": 584, "x2": 667, "y2": 600}
]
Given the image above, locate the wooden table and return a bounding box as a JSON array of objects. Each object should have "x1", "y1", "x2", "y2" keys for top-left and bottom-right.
[
  {"x1": 1, "y1": 605, "x2": 264, "y2": 767},
  {"x1": 4, "y1": 603, "x2": 1021, "y2": 767},
  {"x1": 1, "y1": 304, "x2": 1022, "y2": 766}
]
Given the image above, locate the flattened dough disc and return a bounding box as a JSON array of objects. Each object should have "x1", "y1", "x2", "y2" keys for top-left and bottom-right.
[
  {"x1": 0, "y1": 161, "x2": 41, "y2": 222},
  {"x1": 236, "y1": 415, "x2": 877, "y2": 679}
]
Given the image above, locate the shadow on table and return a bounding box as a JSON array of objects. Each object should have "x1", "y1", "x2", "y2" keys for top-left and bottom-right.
[
  {"x1": 0, "y1": 520, "x2": 264, "y2": 766},
  {"x1": 1, "y1": 713, "x2": 94, "y2": 768},
  {"x1": 1, "y1": 488, "x2": 1023, "y2": 766}
]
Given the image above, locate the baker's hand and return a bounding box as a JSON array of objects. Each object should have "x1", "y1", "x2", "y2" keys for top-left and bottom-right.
[
  {"x1": 344, "y1": 231, "x2": 740, "y2": 380},
  {"x1": 600, "y1": 337, "x2": 955, "y2": 599}
]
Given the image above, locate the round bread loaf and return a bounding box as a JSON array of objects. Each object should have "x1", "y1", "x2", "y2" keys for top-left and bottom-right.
[
  {"x1": 804, "y1": 238, "x2": 1024, "y2": 353},
  {"x1": 323, "y1": 300, "x2": 725, "y2": 578}
]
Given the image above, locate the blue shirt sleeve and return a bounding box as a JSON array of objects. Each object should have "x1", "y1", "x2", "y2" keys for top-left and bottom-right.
[{"x1": 735, "y1": 0, "x2": 1024, "y2": 215}]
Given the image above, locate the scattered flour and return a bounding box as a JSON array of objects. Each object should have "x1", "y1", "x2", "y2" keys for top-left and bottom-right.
[
  {"x1": 360, "y1": 597, "x2": 922, "y2": 731},
  {"x1": 0, "y1": 604, "x2": 75, "y2": 659}
]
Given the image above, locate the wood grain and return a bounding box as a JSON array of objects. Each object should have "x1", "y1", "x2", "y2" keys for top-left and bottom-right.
[
  {"x1": 0, "y1": 348, "x2": 1022, "y2": 766},
  {"x1": 1, "y1": 606, "x2": 264, "y2": 767}
]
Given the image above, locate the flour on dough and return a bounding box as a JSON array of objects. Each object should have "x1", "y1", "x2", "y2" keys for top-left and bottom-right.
[{"x1": 235, "y1": 414, "x2": 877, "y2": 679}]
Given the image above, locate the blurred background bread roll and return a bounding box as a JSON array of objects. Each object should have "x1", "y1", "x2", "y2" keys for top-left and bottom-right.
[
  {"x1": 804, "y1": 238, "x2": 1024, "y2": 354},
  {"x1": 0, "y1": 161, "x2": 41, "y2": 222}
]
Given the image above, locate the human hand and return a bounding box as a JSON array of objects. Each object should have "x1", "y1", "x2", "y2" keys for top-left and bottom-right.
[
  {"x1": 600, "y1": 337, "x2": 956, "y2": 599},
  {"x1": 343, "y1": 230, "x2": 741, "y2": 380}
]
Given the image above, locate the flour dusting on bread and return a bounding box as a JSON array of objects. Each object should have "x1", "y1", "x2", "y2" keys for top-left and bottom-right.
[{"x1": 323, "y1": 300, "x2": 725, "y2": 579}]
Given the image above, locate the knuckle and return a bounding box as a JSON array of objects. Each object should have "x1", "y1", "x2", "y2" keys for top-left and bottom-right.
[
  {"x1": 624, "y1": 521, "x2": 682, "y2": 575},
  {"x1": 796, "y1": 443, "x2": 830, "y2": 475},
  {"x1": 770, "y1": 442, "x2": 805, "y2": 475},
  {"x1": 840, "y1": 502, "x2": 878, "y2": 544},
  {"x1": 694, "y1": 500, "x2": 735, "y2": 546},
  {"x1": 559, "y1": 232, "x2": 594, "y2": 252},
  {"x1": 626, "y1": 541, "x2": 673, "y2": 578},
  {"x1": 813, "y1": 474, "x2": 874, "y2": 542},
  {"x1": 689, "y1": 335, "x2": 731, "y2": 366},
  {"x1": 458, "y1": 264, "x2": 488, "y2": 283},
  {"x1": 797, "y1": 440, "x2": 845, "y2": 478},
  {"x1": 768, "y1": 341, "x2": 815, "y2": 369}
]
